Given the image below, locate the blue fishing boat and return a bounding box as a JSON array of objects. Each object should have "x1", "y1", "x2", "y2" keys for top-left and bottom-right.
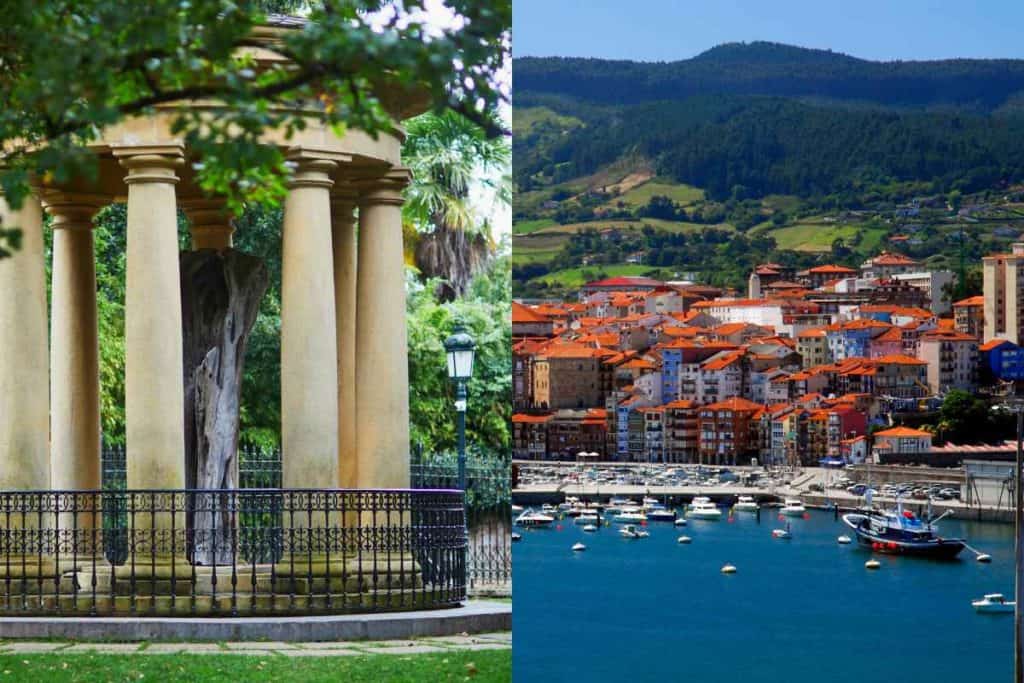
[{"x1": 841, "y1": 498, "x2": 965, "y2": 560}]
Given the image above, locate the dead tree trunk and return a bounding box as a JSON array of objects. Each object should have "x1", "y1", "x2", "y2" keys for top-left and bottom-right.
[{"x1": 181, "y1": 249, "x2": 268, "y2": 565}]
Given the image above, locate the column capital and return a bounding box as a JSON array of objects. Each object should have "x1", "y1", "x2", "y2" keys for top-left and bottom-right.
[
  {"x1": 113, "y1": 145, "x2": 185, "y2": 185},
  {"x1": 285, "y1": 155, "x2": 337, "y2": 190},
  {"x1": 40, "y1": 191, "x2": 106, "y2": 231},
  {"x1": 181, "y1": 197, "x2": 235, "y2": 250},
  {"x1": 353, "y1": 167, "x2": 412, "y2": 207},
  {"x1": 330, "y1": 190, "x2": 359, "y2": 222}
]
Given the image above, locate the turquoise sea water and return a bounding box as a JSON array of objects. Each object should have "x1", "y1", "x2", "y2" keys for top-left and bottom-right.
[{"x1": 513, "y1": 508, "x2": 1014, "y2": 682}]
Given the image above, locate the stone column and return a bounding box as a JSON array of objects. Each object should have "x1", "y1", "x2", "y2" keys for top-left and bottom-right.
[
  {"x1": 43, "y1": 193, "x2": 104, "y2": 494},
  {"x1": 0, "y1": 194, "x2": 49, "y2": 491},
  {"x1": 281, "y1": 157, "x2": 339, "y2": 489},
  {"x1": 355, "y1": 169, "x2": 412, "y2": 489},
  {"x1": 331, "y1": 192, "x2": 358, "y2": 488},
  {"x1": 114, "y1": 147, "x2": 186, "y2": 491},
  {"x1": 181, "y1": 198, "x2": 234, "y2": 251}
]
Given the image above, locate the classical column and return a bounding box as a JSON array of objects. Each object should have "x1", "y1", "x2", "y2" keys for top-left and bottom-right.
[
  {"x1": 0, "y1": 193, "x2": 49, "y2": 491},
  {"x1": 355, "y1": 169, "x2": 412, "y2": 489},
  {"x1": 181, "y1": 198, "x2": 234, "y2": 251},
  {"x1": 43, "y1": 193, "x2": 104, "y2": 493},
  {"x1": 331, "y1": 192, "x2": 358, "y2": 488},
  {"x1": 281, "y1": 156, "x2": 339, "y2": 489},
  {"x1": 114, "y1": 147, "x2": 186, "y2": 491}
]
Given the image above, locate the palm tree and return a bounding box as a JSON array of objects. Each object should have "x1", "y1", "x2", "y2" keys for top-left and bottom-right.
[{"x1": 402, "y1": 110, "x2": 510, "y2": 301}]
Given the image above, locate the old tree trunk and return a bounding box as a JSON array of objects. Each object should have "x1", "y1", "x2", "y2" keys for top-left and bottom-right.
[{"x1": 181, "y1": 249, "x2": 268, "y2": 565}]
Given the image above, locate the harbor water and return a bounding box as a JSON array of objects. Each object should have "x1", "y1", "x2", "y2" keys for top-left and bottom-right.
[{"x1": 513, "y1": 507, "x2": 1013, "y2": 682}]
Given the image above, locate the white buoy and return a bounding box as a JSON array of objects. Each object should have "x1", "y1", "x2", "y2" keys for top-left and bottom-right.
[
  {"x1": 572, "y1": 542, "x2": 586, "y2": 552},
  {"x1": 677, "y1": 536, "x2": 692, "y2": 544},
  {"x1": 865, "y1": 559, "x2": 881, "y2": 570},
  {"x1": 837, "y1": 535, "x2": 852, "y2": 545},
  {"x1": 977, "y1": 553, "x2": 992, "y2": 563},
  {"x1": 721, "y1": 564, "x2": 737, "y2": 574}
]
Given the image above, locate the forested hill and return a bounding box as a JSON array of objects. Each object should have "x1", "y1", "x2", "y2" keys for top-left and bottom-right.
[{"x1": 516, "y1": 43, "x2": 1024, "y2": 110}]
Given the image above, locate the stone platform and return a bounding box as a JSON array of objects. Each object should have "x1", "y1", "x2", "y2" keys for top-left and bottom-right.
[{"x1": 0, "y1": 600, "x2": 510, "y2": 641}]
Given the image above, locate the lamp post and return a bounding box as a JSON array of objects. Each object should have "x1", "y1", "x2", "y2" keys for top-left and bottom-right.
[
  {"x1": 1006, "y1": 387, "x2": 1024, "y2": 683},
  {"x1": 444, "y1": 324, "x2": 476, "y2": 492}
]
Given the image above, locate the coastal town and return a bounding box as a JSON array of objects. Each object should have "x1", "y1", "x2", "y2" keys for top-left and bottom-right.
[{"x1": 513, "y1": 247, "x2": 1024, "y2": 482}]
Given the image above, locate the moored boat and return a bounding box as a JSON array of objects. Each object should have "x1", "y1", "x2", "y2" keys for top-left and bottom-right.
[
  {"x1": 972, "y1": 593, "x2": 1015, "y2": 614},
  {"x1": 778, "y1": 498, "x2": 806, "y2": 516},
  {"x1": 685, "y1": 500, "x2": 722, "y2": 519},
  {"x1": 515, "y1": 509, "x2": 555, "y2": 528},
  {"x1": 733, "y1": 496, "x2": 759, "y2": 512},
  {"x1": 619, "y1": 524, "x2": 649, "y2": 539},
  {"x1": 841, "y1": 500, "x2": 965, "y2": 560},
  {"x1": 646, "y1": 508, "x2": 677, "y2": 522}
]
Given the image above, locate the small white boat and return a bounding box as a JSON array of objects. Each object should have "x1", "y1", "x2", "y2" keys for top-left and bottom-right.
[
  {"x1": 687, "y1": 496, "x2": 712, "y2": 510},
  {"x1": 972, "y1": 593, "x2": 1015, "y2": 614},
  {"x1": 677, "y1": 536, "x2": 692, "y2": 544},
  {"x1": 977, "y1": 554, "x2": 993, "y2": 563},
  {"x1": 619, "y1": 524, "x2": 649, "y2": 539},
  {"x1": 572, "y1": 542, "x2": 586, "y2": 552},
  {"x1": 613, "y1": 507, "x2": 648, "y2": 524},
  {"x1": 733, "y1": 496, "x2": 759, "y2": 512},
  {"x1": 646, "y1": 508, "x2": 677, "y2": 522},
  {"x1": 721, "y1": 564, "x2": 737, "y2": 574},
  {"x1": 865, "y1": 559, "x2": 881, "y2": 570},
  {"x1": 574, "y1": 511, "x2": 600, "y2": 525},
  {"x1": 511, "y1": 532, "x2": 521, "y2": 542},
  {"x1": 582, "y1": 524, "x2": 598, "y2": 532},
  {"x1": 515, "y1": 509, "x2": 554, "y2": 527},
  {"x1": 837, "y1": 535, "x2": 852, "y2": 545},
  {"x1": 772, "y1": 526, "x2": 792, "y2": 540},
  {"x1": 779, "y1": 498, "x2": 806, "y2": 516},
  {"x1": 686, "y1": 500, "x2": 722, "y2": 519},
  {"x1": 674, "y1": 518, "x2": 688, "y2": 527}
]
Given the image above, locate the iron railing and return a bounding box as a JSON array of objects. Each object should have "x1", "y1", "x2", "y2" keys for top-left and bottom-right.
[
  {"x1": 412, "y1": 457, "x2": 511, "y2": 594},
  {"x1": 101, "y1": 445, "x2": 510, "y2": 594},
  {"x1": 0, "y1": 488, "x2": 465, "y2": 617}
]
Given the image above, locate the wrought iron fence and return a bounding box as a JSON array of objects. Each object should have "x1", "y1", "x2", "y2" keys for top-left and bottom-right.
[
  {"x1": 411, "y1": 452, "x2": 511, "y2": 595},
  {"x1": 0, "y1": 488, "x2": 465, "y2": 616},
  {"x1": 100, "y1": 445, "x2": 510, "y2": 595}
]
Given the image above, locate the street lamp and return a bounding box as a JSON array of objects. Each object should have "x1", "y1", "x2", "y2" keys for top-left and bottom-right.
[
  {"x1": 1004, "y1": 388, "x2": 1024, "y2": 683},
  {"x1": 444, "y1": 324, "x2": 476, "y2": 491}
]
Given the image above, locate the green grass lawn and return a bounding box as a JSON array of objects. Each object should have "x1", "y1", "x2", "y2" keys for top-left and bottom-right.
[
  {"x1": 0, "y1": 650, "x2": 510, "y2": 682},
  {"x1": 512, "y1": 218, "x2": 557, "y2": 235},
  {"x1": 537, "y1": 263, "x2": 672, "y2": 288},
  {"x1": 767, "y1": 223, "x2": 886, "y2": 252},
  {"x1": 511, "y1": 106, "x2": 582, "y2": 137},
  {"x1": 534, "y1": 218, "x2": 732, "y2": 235},
  {"x1": 604, "y1": 178, "x2": 704, "y2": 208}
]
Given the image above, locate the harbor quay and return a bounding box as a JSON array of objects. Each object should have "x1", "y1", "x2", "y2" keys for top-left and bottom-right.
[{"x1": 513, "y1": 462, "x2": 1018, "y2": 522}]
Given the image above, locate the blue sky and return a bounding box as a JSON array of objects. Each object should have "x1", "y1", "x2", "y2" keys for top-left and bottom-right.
[{"x1": 514, "y1": 0, "x2": 1024, "y2": 62}]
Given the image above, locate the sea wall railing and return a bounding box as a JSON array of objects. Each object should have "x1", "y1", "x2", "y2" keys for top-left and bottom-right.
[{"x1": 0, "y1": 488, "x2": 465, "y2": 617}]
